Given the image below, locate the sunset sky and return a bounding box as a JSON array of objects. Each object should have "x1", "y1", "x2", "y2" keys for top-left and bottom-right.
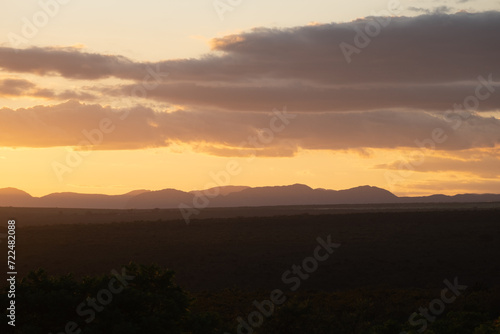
[{"x1": 1, "y1": 0, "x2": 499, "y2": 197}]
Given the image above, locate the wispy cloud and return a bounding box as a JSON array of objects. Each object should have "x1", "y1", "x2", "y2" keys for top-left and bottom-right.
[{"x1": 0, "y1": 78, "x2": 97, "y2": 100}]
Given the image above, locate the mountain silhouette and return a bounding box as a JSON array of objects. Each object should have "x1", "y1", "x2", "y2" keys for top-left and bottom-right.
[
  {"x1": 0, "y1": 187, "x2": 35, "y2": 207},
  {"x1": 38, "y1": 192, "x2": 141, "y2": 209},
  {"x1": 0, "y1": 184, "x2": 499, "y2": 209},
  {"x1": 125, "y1": 189, "x2": 193, "y2": 209},
  {"x1": 189, "y1": 185, "x2": 249, "y2": 197}
]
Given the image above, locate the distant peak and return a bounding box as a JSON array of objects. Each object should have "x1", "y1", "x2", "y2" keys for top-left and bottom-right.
[
  {"x1": 0, "y1": 187, "x2": 32, "y2": 197},
  {"x1": 190, "y1": 185, "x2": 249, "y2": 196},
  {"x1": 290, "y1": 183, "x2": 312, "y2": 188},
  {"x1": 123, "y1": 189, "x2": 150, "y2": 196},
  {"x1": 262, "y1": 183, "x2": 313, "y2": 190}
]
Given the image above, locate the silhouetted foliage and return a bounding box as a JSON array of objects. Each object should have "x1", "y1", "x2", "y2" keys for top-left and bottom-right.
[
  {"x1": 2, "y1": 267, "x2": 500, "y2": 333},
  {"x1": 1, "y1": 263, "x2": 222, "y2": 334}
]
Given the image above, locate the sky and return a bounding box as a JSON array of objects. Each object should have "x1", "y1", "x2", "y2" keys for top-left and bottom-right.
[{"x1": 0, "y1": 0, "x2": 499, "y2": 197}]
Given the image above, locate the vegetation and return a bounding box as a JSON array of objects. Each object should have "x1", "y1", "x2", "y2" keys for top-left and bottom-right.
[
  {"x1": 2, "y1": 265, "x2": 499, "y2": 333},
  {"x1": 1, "y1": 263, "x2": 223, "y2": 334},
  {"x1": 1, "y1": 208, "x2": 499, "y2": 332}
]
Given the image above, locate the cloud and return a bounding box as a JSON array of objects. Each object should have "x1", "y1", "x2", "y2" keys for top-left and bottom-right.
[
  {"x1": 432, "y1": 6, "x2": 455, "y2": 14},
  {"x1": 111, "y1": 80, "x2": 500, "y2": 112},
  {"x1": 408, "y1": 6, "x2": 455, "y2": 14},
  {"x1": 401, "y1": 178, "x2": 500, "y2": 195},
  {"x1": 186, "y1": 11, "x2": 500, "y2": 85},
  {"x1": 1, "y1": 12, "x2": 499, "y2": 87},
  {"x1": 1, "y1": 12, "x2": 500, "y2": 158},
  {"x1": 407, "y1": 7, "x2": 432, "y2": 14},
  {"x1": 0, "y1": 46, "x2": 145, "y2": 80},
  {"x1": 0, "y1": 101, "x2": 498, "y2": 154},
  {"x1": 375, "y1": 151, "x2": 500, "y2": 178},
  {"x1": 0, "y1": 78, "x2": 97, "y2": 100},
  {"x1": 0, "y1": 78, "x2": 36, "y2": 96},
  {"x1": 3, "y1": 12, "x2": 499, "y2": 112}
]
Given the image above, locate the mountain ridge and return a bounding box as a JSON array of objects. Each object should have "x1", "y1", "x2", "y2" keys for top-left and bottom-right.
[{"x1": 0, "y1": 184, "x2": 499, "y2": 209}]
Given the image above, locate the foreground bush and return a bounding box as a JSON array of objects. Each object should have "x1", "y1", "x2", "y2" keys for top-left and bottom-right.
[
  {"x1": 1, "y1": 263, "x2": 222, "y2": 334},
  {"x1": 2, "y1": 265, "x2": 499, "y2": 333}
]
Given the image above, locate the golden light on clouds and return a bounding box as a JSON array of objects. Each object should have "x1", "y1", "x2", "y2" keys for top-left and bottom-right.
[{"x1": 1, "y1": 5, "x2": 500, "y2": 197}]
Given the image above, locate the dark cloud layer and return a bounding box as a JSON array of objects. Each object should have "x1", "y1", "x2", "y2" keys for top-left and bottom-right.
[
  {"x1": 1, "y1": 12, "x2": 499, "y2": 86},
  {"x1": 116, "y1": 81, "x2": 500, "y2": 112},
  {"x1": 0, "y1": 46, "x2": 144, "y2": 80},
  {"x1": 0, "y1": 101, "x2": 498, "y2": 153},
  {"x1": 2, "y1": 12, "x2": 499, "y2": 112},
  {"x1": 205, "y1": 11, "x2": 500, "y2": 85}
]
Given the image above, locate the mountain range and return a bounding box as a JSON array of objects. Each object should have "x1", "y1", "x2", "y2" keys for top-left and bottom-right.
[{"x1": 1, "y1": 184, "x2": 500, "y2": 209}]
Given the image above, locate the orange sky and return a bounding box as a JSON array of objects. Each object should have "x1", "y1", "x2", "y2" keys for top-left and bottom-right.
[{"x1": 1, "y1": 3, "x2": 499, "y2": 197}]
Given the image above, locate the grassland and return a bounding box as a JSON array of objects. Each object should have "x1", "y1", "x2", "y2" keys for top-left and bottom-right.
[
  {"x1": 2, "y1": 204, "x2": 500, "y2": 332},
  {"x1": 1, "y1": 204, "x2": 499, "y2": 291}
]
